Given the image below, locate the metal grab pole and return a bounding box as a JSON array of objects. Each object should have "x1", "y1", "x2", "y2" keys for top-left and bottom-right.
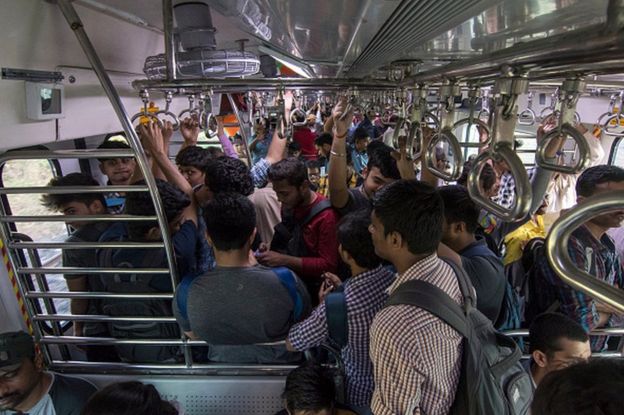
[
  {"x1": 227, "y1": 93, "x2": 254, "y2": 166},
  {"x1": 56, "y1": 0, "x2": 178, "y2": 289},
  {"x1": 162, "y1": 0, "x2": 177, "y2": 81},
  {"x1": 546, "y1": 191, "x2": 624, "y2": 313}
]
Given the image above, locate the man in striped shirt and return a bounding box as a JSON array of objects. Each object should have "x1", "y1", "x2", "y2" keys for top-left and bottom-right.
[
  {"x1": 368, "y1": 180, "x2": 463, "y2": 415},
  {"x1": 286, "y1": 211, "x2": 395, "y2": 408}
]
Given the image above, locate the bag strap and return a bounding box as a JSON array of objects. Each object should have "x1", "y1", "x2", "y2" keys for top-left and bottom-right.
[
  {"x1": 386, "y1": 279, "x2": 470, "y2": 338},
  {"x1": 439, "y1": 257, "x2": 476, "y2": 309},
  {"x1": 302, "y1": 199, "x2": 332, "y2": 226},
  {"x1": 273, "y1": 267, "x2": 304, "y2": 321},
  {"x1": 175, "y1": 274, "x2": 196, "y2": 321},
  {"x1": 325, "y1": 285, "x2": 348, "y2": 348}
]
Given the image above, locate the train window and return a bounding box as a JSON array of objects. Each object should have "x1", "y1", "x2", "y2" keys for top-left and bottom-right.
[
  {"x1": 610, "y1": 137, "x2": 624, "y2": 167},
  {"x1": 1, "y1": 159, "x2": 70, "y2": 316}
]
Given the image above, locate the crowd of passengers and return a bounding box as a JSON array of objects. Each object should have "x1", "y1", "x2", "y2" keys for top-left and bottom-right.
[{"x1": 1, "y1": 94, "x2": 624, "y2": 414}]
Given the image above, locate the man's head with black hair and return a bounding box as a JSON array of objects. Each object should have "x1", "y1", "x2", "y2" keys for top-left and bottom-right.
[
  {"x1": 124, "y1": 179, "x2": 190, "y2": 241},
  {"x1": 306, "y1": 160, "x2": 322, "y2": 189},
  {"x1": 531, "y1": 359, "x2": 624, "y2": 415},
  {"x1": 288, "y1": 141, "x2": 302, "y2": 159},
  {"x1": 97, "y1": 138, "x2": 136, "y2": 185},
  {"x1": 268, "y1": 158, "x2": 311, "y2": 209},
  {"x1": 203, "y1": 192, "x2": 256, "y2": 252},
  {"x1": 361, "y1": 141, "x2": 400, "y2": 199},
  {"x1": 40, "y1": 173, "x2": 107, "y2": 229},
  {"x1": 338, "y1": 210, "x2": 381, "y2": 271},
  {"x1": 203, "y1": 156, "x2": 254, "y2": 203},
  {"x1": 438, "y1": 185, "x2": 480, "y2": 252},
  {"x1": 0, "y1": 331, "x2": 47, "y2": 412},
  {"x1": 353, "y1": 127, "x2": 370, "y2": 152},
  {"x1": 175, "y1": 146, "x2": 213, "y2": 187},
  {"x1": 457, "y1": 160, "x2": 499, "y2": 198},
  {"x1": 528, "y1": 312, "x2": 590, "y2": 387},
  {"x1": 282, "y1": 364, "x2": 336, "y2": 415},
  {"x1": 314, "y1": 132, "x2": 333, "y2": 159},
  {"x1": 575, "y1": 165, "x2": 624, "y2": 231},
  {"x1": 371, "y1": 180, "x2": 443, "y2": 269}
]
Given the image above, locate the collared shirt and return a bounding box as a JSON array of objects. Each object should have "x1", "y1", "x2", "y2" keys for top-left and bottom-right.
[
  {"x1": 503, "y1": 215, "x2": 546, "y2": 266},
  {"x1": 494, "y1": 172, "x2": 515, "y2": 210},
  {"x1": 250, "y1": 158, "x2": 271, "y2": 188},
  {"x1": 370, "y1": 254, "x2": 463, "y2": 415},
  {"x1": 351, "y1": 148, "x2": 368, "y2": 175},
  {"x1": 538, "y1": 225, "x2": 624, "y2": 351},
  {"x1": 288, "y1": 266, "x2": 396, "y2": 407}
]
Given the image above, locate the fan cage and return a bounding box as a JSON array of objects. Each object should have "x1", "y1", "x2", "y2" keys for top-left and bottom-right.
[{"x1": 144, "y1": 50, "x2": 260, "y2": 79}]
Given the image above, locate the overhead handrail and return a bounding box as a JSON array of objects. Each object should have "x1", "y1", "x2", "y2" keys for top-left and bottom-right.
[
  {"x1": 177, "y1": 93, "x2": 200, "y2": 120},
  {"x1": 546, "y1": 191, "x2": 624, "y2": 313},
  {"x1": 402, "y1": 85, "x2": 428, "y2": 158},
  {"x1": 290, "y1": 90, "x2": 307, "y2": 127},
  {"x1": 536, "y1": 78, "x2": 591, "y2": 174},
  {"x1": 339, "y1": 87, "x2": 359, "y2": 122},
  {"x1": 597, "y1": 93, "x2": 618, "y2": 126},
  {"x1": 154, "y1": 90, "x2": 180, "y2": 130},
  {"x1": 453, "y1": 86, "x2": 491, "y2": 148},
  {"x1": 468, "y1": 76, "x2": 532, "y2": 222},
  {"x1": 518, "y1": 91, "x2": 536, "y2": 126},
  {"x1": 424, "y1": 82, "x2": 463, "y2": 181},
  {"x1": 539, "y1": 87, "x2": 581, "y2": 125},
  {"x1": 130, "y1": 90, "x2": 162, "y2": 127},
  {"x1": 601, "y1": 90, "x2": 624, "y2": 137},
  {"x1": 273, "y1": 87, "x2": 288, "y2": 139},
  {"x1": 388, "y1": 88, "x2": 408, "y2": 152},
  {"x1": 477, "y1": 88, "x2": 491, "y2": 122},
  {"x1": 198, "y1": 92, "x2": 218, "y2": 138}
]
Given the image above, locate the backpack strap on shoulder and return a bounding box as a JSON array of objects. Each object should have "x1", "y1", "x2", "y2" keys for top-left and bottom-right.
[
  {"x1": 273, "y1": 267, "x2": 304, "y2": 321},
  {"x1": 325, "y1": 285, "x2": 348, "y2": 348},
  {"x1": 302, "y1": 199, "x2": 332, "y2": 226},
  {"x1": 439, "y1": 257, "x2": 477, "y2": 310},
  {"x1": 386, "y1": 280, "x2": 470, "y2": 338},
  {"x1": 176, "y1": 274, "x2": 196, "y2": 321}
]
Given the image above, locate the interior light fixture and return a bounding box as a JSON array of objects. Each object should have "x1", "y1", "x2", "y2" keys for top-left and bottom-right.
[{"x1": 258, "y1": 45, "x2": 315, "y2": 79}]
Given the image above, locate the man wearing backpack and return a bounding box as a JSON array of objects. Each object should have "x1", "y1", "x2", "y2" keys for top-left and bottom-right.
[
  {"x1": 535, "y1": 165, "x2": 624, "y2": 352},
  {"x1": 369, "y1": 180, "x2": 532, "y2": 415},
  {"x1": 173, "y1": 192, "x2": 311, "y2": 363},
  {"x1": 368, "y1": 180, "x2": 464, "y2": 414},
  {"x1": 286, "y1": 211, "x2": 395, "y2": 409},
  {"x1": 437, "y1": 185, "x2": 506, "y2": 324},
  {"x1": 257, "y1": 158, "x2": 340, "y2": 299}
]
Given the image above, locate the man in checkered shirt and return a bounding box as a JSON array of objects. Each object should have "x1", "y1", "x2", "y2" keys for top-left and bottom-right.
[
  {"x1": 369, "y1": 180, "x2": 464, "y2": 415},
  {"x1": 286, "y1": 211, "x2": 395, "y2": 408}
]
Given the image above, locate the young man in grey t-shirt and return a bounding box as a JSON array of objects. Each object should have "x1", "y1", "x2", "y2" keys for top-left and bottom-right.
[{"x1": 173, "y1": 193, "x2": 311, "y2": 363}]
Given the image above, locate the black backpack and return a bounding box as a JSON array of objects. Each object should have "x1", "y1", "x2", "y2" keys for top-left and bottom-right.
[
  {"x1": 271, "y1": 199, "x2": 332, "y2": 257},
  {"x1": 385, "y1": 258, "x2": 533, "y2": 415},
  {"x1": 521, "y1": 238, "x2": 561, "y2": 326},
  {"x1": 97, "y1": 224, "x2": 180, "y2": 363}
]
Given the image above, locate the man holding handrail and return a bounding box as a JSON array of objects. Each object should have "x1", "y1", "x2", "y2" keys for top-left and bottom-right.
[{"x1": 535, "y1": 165, "x2": 624, "y2": 352}]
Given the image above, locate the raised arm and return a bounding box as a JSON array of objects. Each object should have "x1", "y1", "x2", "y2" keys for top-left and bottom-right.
[
  {"x1": 180, "y1": 116, "x2": 200, "y2": 150},
  {"x1": 418, "y1": 126, "x2": 439, "y2": 187},
  {"x1": 139, "y1": 121, "x2": 197, "y2": 224},
  {"x1": 216, "y1": 116, "x2": 239, "y2": 159},
  {"x1": 328, "y1": 96, "x2": 353, "y2": 209}
]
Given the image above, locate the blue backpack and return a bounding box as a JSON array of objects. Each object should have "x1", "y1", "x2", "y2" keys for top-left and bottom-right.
[{"x1": 461, "y1": 241, "x2": 522, "y2": 331}]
